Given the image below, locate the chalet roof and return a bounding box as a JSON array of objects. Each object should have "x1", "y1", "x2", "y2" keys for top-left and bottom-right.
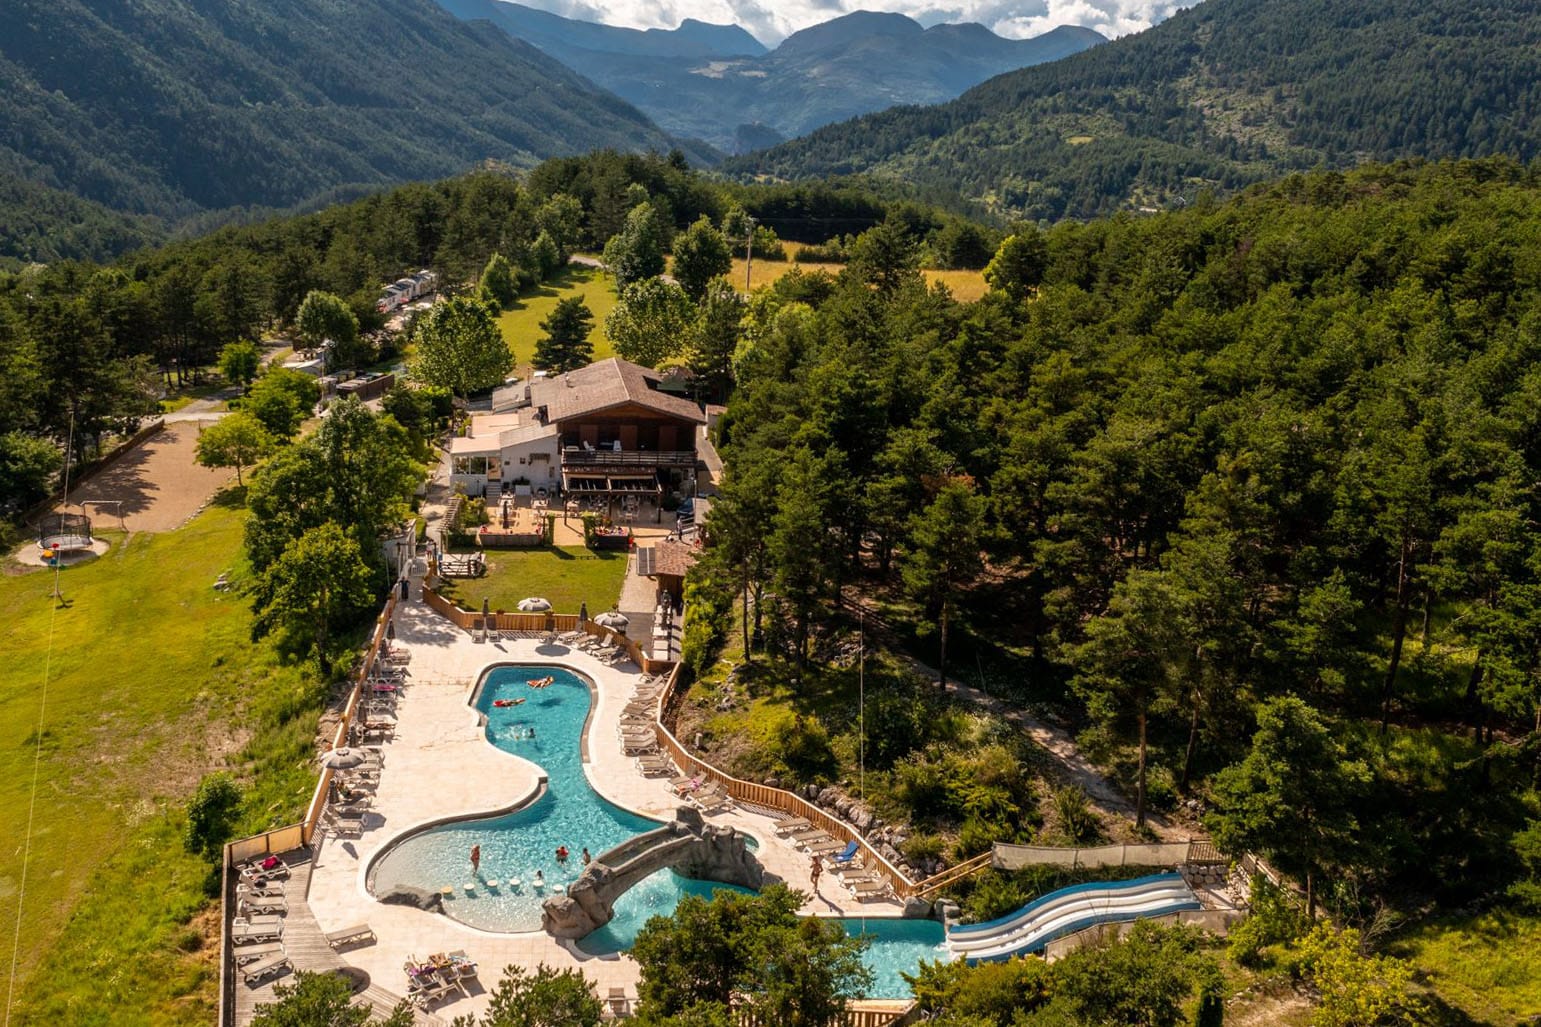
[
  {"x1": 530, "y1": 357, "x2": 706, "y2": 426},
  {"x1": 448, "y1": 418, "x2": 556, "y2": 455}
]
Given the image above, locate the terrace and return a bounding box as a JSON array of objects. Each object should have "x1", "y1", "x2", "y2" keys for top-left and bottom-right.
[{"x1": 226, "y1": 563, "x2": 914, "y2": 1024}]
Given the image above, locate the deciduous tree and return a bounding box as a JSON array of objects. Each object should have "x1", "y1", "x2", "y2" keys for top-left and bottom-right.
[
  {"x1": 218, "y1": 339, "x2": 262, "y2": 390},
  {"x1": 195, "y1": 411, "x2": 274, "y2": 485},
  {"x1": 411, "y1": 296, "x2": 512, "y2": 399},
  {"x1": 672, "y1": 216, "x2": 732, "y2": 302},
  {"x1": 607, "y1": 278, "x2": 695, "y2": 368}
]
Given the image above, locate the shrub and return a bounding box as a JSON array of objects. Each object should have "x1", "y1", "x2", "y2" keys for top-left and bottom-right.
[
  {"x1": 892, "y1": 754, "x2": 951, "y2": 820},
  {"x1": 185, "y1": 773, "x2": 243, "y2": 861},
  {"x1": 774, "y1": 715, "x2": 838, "y2": 782},
  {"x1": 1228, "y1": 875, "x2": 1309, "y2": 968},
  {"x1": 901, "y1": 832, "x2": 947, "y2": 865},
  {"x1": 1052, "y1": 786, "x2": 1102, "y2": 845}
]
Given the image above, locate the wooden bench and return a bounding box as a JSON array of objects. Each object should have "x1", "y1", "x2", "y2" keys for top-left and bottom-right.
[{"x1": 325, "y1": 923, "x2": 376, "y2": 949}]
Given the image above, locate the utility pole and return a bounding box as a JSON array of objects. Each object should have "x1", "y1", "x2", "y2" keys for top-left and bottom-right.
[{"x1": 743, "y1": 214, "x2": 756, "y2": 294}]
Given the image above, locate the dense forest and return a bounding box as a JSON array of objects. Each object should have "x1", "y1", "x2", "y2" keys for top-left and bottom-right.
[
  {"x1": 0, "y1": 0, "x2": 689, "y2": 266},
  {"x1": 733, "y1": 0, "x2": 1541, "y2": 222},
  {"x1": 694, "y1": 158, "x2": 1541, "y2": 925},
  {"x1": 0, "y1": 152, "x2": 978, "y2": 528}
]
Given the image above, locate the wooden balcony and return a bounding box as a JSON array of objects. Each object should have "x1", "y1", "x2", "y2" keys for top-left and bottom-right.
[{"x1": 561, "y1": 448, "x2": 696, "y2": 469}]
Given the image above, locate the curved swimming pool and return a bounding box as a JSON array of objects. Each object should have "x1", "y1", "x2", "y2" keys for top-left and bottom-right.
[{"x1": 366, "y1": 664, "x2": 949, "y2": 996}]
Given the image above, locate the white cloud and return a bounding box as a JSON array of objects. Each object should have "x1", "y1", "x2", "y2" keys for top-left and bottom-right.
[{"x1": 510, "y1": 0, "x2": 1190, "y2": 45}]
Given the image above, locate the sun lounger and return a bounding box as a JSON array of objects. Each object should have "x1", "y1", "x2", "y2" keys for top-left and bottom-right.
[
  {"x1": 790, "y1": 829, "x2": 833, "y2": 844},
  {"x1": 831, "y1": 840, "x2": 860, "y2": 864},
  {"x1": 232, "y1": 920, "x2": 283, "y2": 945},
  {"x1": 803, "y1": 838, "x2": 845, "y2": 857},
  {"x1": 238, "y1": 858, "x2": 290, "y2": 880},
  {"x1": 237, "y1": 880, "x2": 286, "y2": 896},
  {"x1": 689, "y1": 785, "x2": 732, "y2": 813},
  {"x1": 241, "y1": 952, "x2": 293, "y2": 985},
  {"x1": 772, "y1": 817, "x2": 812, "y2": 835},
  {"x1": 848, "y1": 879, "x2": 891, "y2": 900},
  {"x1": 325, "y1": 923, "x2": 376, "y2": 949},
  {"x1": 231, "y1": 940, "x2": 285, "y2": 965},
  {"x1": 240, "y1": 894, "x2": 287, "y2": 915},
  {"x1": 622, "y1": 737, "x2": 658, "y2": 755},
  {"x1": 606, "y1": 986, "x2": 631, "y2": 1016}
]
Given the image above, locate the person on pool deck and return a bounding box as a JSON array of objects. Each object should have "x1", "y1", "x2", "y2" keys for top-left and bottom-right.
[
  {"x1": 809, "y1": 854, "x2": 821, "y2": 892},
  {"x1": 471, "y1": 844, "x2": 481, "y2": 876},
  {"x1": 581, "y1": 847, "x2": 591, "y2": 866},
  {"x1": 556, "y1": 846, "x2": 570, "y2": 864}
]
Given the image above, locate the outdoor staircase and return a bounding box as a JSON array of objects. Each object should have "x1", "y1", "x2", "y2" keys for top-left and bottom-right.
[{"x1": 484, "y1": 480, "x2": 501, "y2": 504}]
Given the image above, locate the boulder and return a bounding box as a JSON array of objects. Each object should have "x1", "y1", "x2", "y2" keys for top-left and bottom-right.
[
  {"x1": 805, "y1": 784, "x2": 821, "y2": 800},
  {"x1": 902, "y1": 896, "x2": 932, "y2": 919},
  {"x1": 377, "y1": 885, "x2": 444, "y2": 913},
  {"x1": 935, "y1": 899, "x2": 962, "y2": 923}
]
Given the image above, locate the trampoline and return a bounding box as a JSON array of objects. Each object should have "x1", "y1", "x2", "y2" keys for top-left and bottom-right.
[{"x1": 38, "y1": 511, "x2": 94, "y2": 553}]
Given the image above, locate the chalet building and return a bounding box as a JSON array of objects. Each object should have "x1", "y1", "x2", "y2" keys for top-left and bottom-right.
[{"x1": 449, "y1": 357, "x2": 705, "y2": 501}]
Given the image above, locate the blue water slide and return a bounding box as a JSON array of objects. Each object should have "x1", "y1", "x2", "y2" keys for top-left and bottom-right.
[{"x1": 945, "y1": 872, "x2": 1201, "y2": 963}]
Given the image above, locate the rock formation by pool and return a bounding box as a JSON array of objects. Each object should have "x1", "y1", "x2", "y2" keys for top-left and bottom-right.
[{"x1": 542, "y1": 806, "x2": 776, "y2": 939}]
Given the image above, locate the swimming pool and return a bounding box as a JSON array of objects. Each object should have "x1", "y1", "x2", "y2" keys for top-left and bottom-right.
[{"x1": 366, "y1": 664, "x2": 950, "y2": 996}]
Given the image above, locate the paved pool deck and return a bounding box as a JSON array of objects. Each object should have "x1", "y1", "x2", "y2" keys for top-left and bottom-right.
[{"x1": 300, "y1": 577, "x2": 902, "y2": 1021}]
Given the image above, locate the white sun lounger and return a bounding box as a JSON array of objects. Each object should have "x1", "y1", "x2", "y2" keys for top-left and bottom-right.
[
  {"x1": 325, "y1": 923, "x2": 376, "y2": 949},
  {"x1": 241, "y1": 952, "x2": 293, "y2": 985}
]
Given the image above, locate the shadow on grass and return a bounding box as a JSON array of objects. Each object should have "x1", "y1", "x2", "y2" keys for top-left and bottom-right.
[{"x1": 211, "y1": 485, "x2": 248, "y2": 509}]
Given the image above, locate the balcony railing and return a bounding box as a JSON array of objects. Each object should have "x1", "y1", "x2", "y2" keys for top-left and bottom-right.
[{"x1": 561, "y1": 448, "x2": 696, "y2": 467}]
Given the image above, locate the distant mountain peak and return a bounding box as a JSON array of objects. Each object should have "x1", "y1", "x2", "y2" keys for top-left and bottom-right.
[{"x1": 777, "y1": 10, "x2": 925, "y2": 56}]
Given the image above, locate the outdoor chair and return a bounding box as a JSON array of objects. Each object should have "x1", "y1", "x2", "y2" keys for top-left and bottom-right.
[
  {"x1": 232, "y1": 920, "x2": 283, "y2": 945},
  {"x1": 804, "y1": 838, "x2": 845, "y2": 857},
  {"x1": 236, "y1": 880, "x2": 285, "y2": 897},
  {"x1": 789, "y1": 829, "x2": 833, "y2": 844},
  {"x1": 325, "y1": 923, "x2": 376, "y2": 949},
  {"x1": 606, "y1": 987, "x2": 631, "y2": 1017},
  {"x1": 772, "y1": 817, "x2": 812, "y2": 835},
  {"x1": 848, "y1": 879, "x2": 891, "y2": 900},
  {"x1": 831, "y1": 840, "x2": 860, "y2": 865},
  {"x1": 239, "y1": 894, "x2": 287, "y2": 915},
  {"x1": 231, "y1": 941, "x2": 284, "y2": 965},
  {"x1": 241, "y1": 953, "x2": 293, "y2": 985}
]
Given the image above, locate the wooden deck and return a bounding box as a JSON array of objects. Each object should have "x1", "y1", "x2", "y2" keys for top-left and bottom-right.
[{"x1": 227, "y1": 850, "x2": 446, "y2": 1026}]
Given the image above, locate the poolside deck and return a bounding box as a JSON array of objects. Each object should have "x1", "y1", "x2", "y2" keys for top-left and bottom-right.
[
  {"x1": 231, "y1": 855, "x2": 445, "y2": 1026},
  {"x1": 280, "y1": 570, "x2": 902, "y2": 1023}
]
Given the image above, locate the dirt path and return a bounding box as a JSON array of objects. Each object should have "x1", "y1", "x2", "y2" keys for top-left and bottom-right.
[
  {"x1": 842, "y1": 589, "x2": 1190, "y2": 843},
  {"x1": 60, "y1": 421, "x2": 236, "y2": 533}
]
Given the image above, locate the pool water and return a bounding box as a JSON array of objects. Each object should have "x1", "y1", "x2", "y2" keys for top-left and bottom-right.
[{"x1": 366, "y1": 664, "x2": 951, "y2": 997}]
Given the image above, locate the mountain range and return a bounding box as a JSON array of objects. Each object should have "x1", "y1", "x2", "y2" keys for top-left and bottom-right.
[
  {"x1": 0, "y1": 0, "x2": 686, "y2": 264},
  {"x1": 437, "y1": 2, "x2": 1105, "y2": 152},
  {"x1": 731, "y1": 0, "x2": 1541, "y2": 221}
]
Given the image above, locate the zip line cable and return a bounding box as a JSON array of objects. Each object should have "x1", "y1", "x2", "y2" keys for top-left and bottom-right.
[{"x1": 6, "y1": 412, "x2": 74, "y2": 1026}]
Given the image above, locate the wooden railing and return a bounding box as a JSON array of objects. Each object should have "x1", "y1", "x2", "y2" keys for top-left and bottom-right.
[
  {"x1": 651, "y1": 664, "x2": 918, "y2": 899},
  {"x1": 420, "y1": 584, "x2": 676, "y2": 674},
  {"x1": 561, "y1": 448, "x2": 695, "y2": 468},
  {"x1": 910, "y1": 851, "x2": 993, "y2": 899}
]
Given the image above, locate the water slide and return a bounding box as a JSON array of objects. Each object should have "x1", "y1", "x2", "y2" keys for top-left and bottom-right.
[{"x1": 945, "y1": 872, "x2": 1201, "y2": 963}]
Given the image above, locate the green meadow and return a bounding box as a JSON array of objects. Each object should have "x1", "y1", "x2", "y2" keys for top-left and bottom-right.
[{"x1": 0, "y1": 499, "x2": 332, "y2": 1025}]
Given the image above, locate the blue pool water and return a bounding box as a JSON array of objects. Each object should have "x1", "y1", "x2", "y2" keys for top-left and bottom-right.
[{"x1": 367, "y1": 664, "x2": 950, "y2": 996}]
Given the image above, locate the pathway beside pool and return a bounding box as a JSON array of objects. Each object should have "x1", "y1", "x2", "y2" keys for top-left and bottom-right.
[{"x1": 302, "y1": 579, "x2": 903, "y2": 1021}]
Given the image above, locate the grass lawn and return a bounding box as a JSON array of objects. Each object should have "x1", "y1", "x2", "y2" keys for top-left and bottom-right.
[
  {"x1": 497, "y1": 266, "x2": 618, "y2": 374},
  {"x1": 1392, "y1": 910, "x2": 1541, "y2": 1025},
  {"x1": 0, "y1": 501, "x2": 330, "y2": 1025},
  {"x1": 723, "y1": 241, "x2": 989, "y2": 302},
  {"x1": 435, "y1": 544, "x2": 629, "y2": 618}
]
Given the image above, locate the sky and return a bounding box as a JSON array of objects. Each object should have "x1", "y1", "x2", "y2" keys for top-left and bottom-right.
[{"x1": 518, "y1": 0, "x2": 1190, "y2": 47}]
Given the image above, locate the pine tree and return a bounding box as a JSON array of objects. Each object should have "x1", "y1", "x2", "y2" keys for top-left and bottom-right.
[{"x1": 534, "y1": 297, "x2": 594, "y2": 372}]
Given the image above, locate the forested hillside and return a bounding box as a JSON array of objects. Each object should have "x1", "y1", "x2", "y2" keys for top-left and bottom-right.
[
  {"x1": 697, "y1": 159, "x2": 1541, "y2": 931},
  {"x1": 733, "y1": 0, "x2": 1541, "y2": 221},
  {"x1": 0, "y1": 0, "x2": 686, "y2": 266}
]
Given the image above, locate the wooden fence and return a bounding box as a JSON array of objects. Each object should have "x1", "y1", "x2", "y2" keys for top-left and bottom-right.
[
  {"x1": 651, "y1": 664, "x2": 920, "y2": 899},
  {"x1": 733, "y1": 1003, "x2": 916, "y2": 1027},
  {"x1": 421, "y1": 583, "x2": 675, "y2": 674}
]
